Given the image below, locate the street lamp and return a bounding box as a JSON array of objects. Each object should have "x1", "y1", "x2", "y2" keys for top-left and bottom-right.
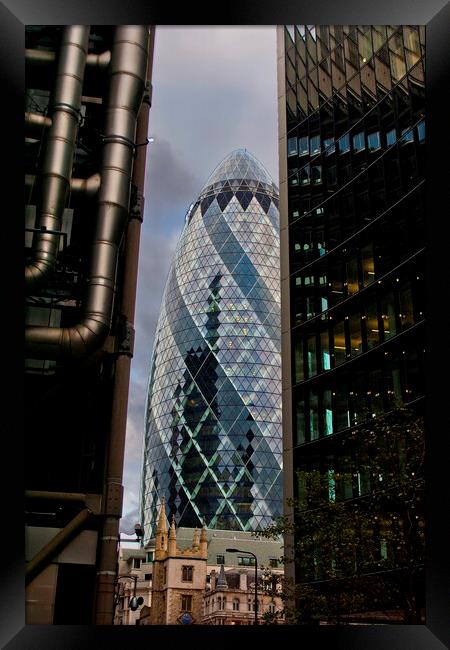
[{"x1": 226, "y1": 548, "x2": 258, "y2": 625}]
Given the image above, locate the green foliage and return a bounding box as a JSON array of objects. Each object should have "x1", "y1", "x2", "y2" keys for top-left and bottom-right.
[{"x1": 257, "y1": 406, "x2": 425, "y2": 624}]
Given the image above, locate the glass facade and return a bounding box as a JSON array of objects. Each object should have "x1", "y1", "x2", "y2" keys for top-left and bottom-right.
[
  {"x1": 141, "y1": 150, "x2": 282, "y2": 539},
  {"x1": 280, "y1": 24, "x2": 425, "y2": 611}
]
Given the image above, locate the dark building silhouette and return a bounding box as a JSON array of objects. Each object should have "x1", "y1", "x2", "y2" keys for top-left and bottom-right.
[
  {"x1": 277, "y1": 25, "x2": 425, "y2": 619},
  {"x1": 24, "y1": 25, "x2": 154, "y2": 624}
]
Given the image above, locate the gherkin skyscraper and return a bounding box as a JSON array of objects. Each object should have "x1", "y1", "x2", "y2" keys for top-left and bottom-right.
[{"x1": 141, "y1": 149, "x2": 282, "y2": 540}]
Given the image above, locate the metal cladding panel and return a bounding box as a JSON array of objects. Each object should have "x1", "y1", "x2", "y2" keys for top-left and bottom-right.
[{"x1": 141, "y1": 149, "x2": 282, "y2": 539}]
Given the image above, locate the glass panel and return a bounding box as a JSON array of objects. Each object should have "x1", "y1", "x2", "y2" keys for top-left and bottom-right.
[
  {"x1": 324, "y1": 137, "x2": 335, "y2": 154},
  {"x1": 299, "y1": 135, "x2": 309, "y2": 155},
  {"x1": 323, "y1": 389, "x2": 333, "y2": 435},
  {"x1": 287, "y1": 136, "x2": 298, "y2": 156},
  {"x1": 300, "y1": 164, "x2": 310, "y2": 184},
  {"x1": 335, "y1": 384, "x2": 350, "y2": 430},
  {"x1": 311, "y1": 165, "x2": 322, "y2": 184},
  {"x1": 349, "y1": 313, "x2": 363, "y2": 356},
  {"x1": 352, "y1": 131, "x2": 365, "y2": 152},
  {"x1": 398, "y1": 282, "x2": 414, "y2": 330},
  {"x1": 346, "y1": 256, "x2": 359, "y2": 295},
  {"x1": 367, "y1": 131, "x2": 381, "y2": 151},
  {"x1": 307, "y1": 335, "x2": 317, "y2": 376},
  {"x1": 361, "y1": 243, "x2": 375, "y2": 286},
  {"x1": 417, "y1": 120, "x2": 425, "y2": 142},
  {"x1": 330, "y1": 262, "x2": 344, "y2": 306},
  {"x1": 386, "y1": 128, "x2": 397, "y2": 146},
  {"x1": 338, "y1": 132, "x2": 350, "y2": 153},
  {"x1": 296, "y1": 398, "x2": 306, "y2": 444},
  {"x1": 365, "y1": 300, "x2": 379, "y2": 349},
  {"x1": 310, "y1": 134, "x2": 321, "y2": 154},
  {"x1": 309, "y1": 390, "x2": 319, "y2": 440},
  {"x1": 389, "y1": 32, "x2": 406, "y2": 81},
  {"x1": 400, "y1": 127, "x2": 414, "y2": 144},
  {"x1": 294, "y1": 339, "x2": 304, "y2": 382},
  {"x1": 381, "y1": 292, "x2": 396, "y2": 340},
  {"x1": 320, "y1": 330, "x2": 331, "y2": 371},
  {"x1": 367, "y1": 369, "x2": 383, "y2": 416},
  {"x1": 333, "y1": 321, "x2": 346, "y2": 365},
  {"x1": 327, "y1": 165, "x2": 337, "y2": 186}
]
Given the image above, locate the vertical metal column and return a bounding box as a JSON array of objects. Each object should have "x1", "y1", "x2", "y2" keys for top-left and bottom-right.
[{"x1": 94, "y1": 26, "x2": 155, "y2": 625}]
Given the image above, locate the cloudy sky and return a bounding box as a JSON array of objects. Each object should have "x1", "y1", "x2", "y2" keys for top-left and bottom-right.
[{"x1": 120, "y1": 26, "x2": 279, "y2": 538}]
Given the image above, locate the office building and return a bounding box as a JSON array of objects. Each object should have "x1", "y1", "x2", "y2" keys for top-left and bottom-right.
[
  {"x1": 141, "y1": 149, "x2": 283, "y2": 540},
  {"x1": 277, "y1": 25, "x2": 425, "y2": 617},
  {"x1": 24, "y1": 25, "x2": 154, "y2": 624}
]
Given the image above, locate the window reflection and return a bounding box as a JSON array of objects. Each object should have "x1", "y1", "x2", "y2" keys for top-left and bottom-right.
[
  {"x1": 350, "y1": 313, "x2": 363, "y2": 356},
  {"x1": 307, "y1": 335, "x2": 317, "y2": 377},
  {"x1": 333, "y1": 321, "x2": 346, "y2": 365},
  {"x1": 309, "y1": 390, "x2": 319, "y2": 440},
  {"x1": 381, "y1": 292, "x2": 396, "y2": 340}
]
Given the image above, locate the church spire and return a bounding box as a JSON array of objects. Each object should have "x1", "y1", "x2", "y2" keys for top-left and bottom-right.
[
  {"x1": 168, "y1": 514, "x2": 177, "y2": 555},
  {"x1": 155, "y1": 497, "x2": 168, "y2": 559}
]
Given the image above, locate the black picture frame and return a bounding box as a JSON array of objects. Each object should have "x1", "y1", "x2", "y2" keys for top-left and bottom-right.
[{"x1": 3, "y1": 1, "x2": 449, "y2": 648}]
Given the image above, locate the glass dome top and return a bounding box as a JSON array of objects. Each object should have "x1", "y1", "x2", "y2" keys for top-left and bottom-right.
[{"x1": 198, "y1": 148, "x2": 278, "y2": 199}]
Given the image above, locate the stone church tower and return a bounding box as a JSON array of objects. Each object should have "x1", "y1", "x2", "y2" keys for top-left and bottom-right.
[{"x1": 149, "y1": 498, "x2": 208, "y2": 624}]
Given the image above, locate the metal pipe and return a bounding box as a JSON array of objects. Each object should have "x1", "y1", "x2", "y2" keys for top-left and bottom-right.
[
  {"x1": 26, "y1": 173, "x2": 101, "y2": 199},
  {"x1": 26, "y1": 508, "x2": 92, "y2": 585},
  {"x1": 25, "y1": 26, "x2": 90, "y2": 293},
  {"x1": 25, "y1": 111, "x2": 52, "y2": 138},
  {"x1": 94, "y1": 26, "x2": 154, "y2": 626},
  {"x1": 25, "y1": 490, "x2": 87, "y2": 502},
  {"x1": 26, "y1": 48, "x2": 111, "y2": 70},
  {"x1": 25, "y1": 26, "x2": 149, "y2": 361}
]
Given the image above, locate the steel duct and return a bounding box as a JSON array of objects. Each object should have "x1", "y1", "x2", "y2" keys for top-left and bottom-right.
[
  {"x1": 25, "y1": 26, "x2": 150, "y2": 361},
  {"x1": 25, "y1": 26, "x2": 90, "y2": 293}
]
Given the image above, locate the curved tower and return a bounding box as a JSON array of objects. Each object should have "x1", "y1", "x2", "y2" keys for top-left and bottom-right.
[{"x1": 141, "y1": 149, "x2": 281, "y2": 540}]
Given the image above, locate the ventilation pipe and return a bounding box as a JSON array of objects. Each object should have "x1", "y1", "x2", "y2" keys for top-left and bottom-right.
[
  {"x1": 25, "y1": 26, "x2": 149, "y2": 361},
  {"x1": 25, "y1": 26, "x2": 89, "y2": 293}
]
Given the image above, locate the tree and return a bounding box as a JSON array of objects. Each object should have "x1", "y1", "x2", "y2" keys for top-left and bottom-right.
[{"x1": 257, "y1": 406, "x2": 425, "y2": 624}]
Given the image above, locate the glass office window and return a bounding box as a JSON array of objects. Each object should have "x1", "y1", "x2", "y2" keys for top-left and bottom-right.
[
  {"x1": 398, "y1": 281, "x2": 415, "y2": 330},
  {"x1": 400, "y1": 127, "x2": 414, "y2": 144},
  {"x1": 386, "y1": 127, "x2": 397, "y2": 146},
  {"x1": 338, "y1": 132, "x2": 350, "y2": 153},
  {"x1": 365, "y1": 300, "x2": 379, "y2": 349},
  {"x1": 289, "y1": 169, "x2": 299, "y2": 186},
  {"x1": 417, "y1": 120, "x2": 425, "y2": 142},
  {"x1": 320, "y1": 330, "x2": 331, "y2": 370},
  {"x1": 307, "y1": 335, "x2": 317, "y2": 376},
  {"x1": 309, "y1": 390, "x2": 319, "y2": 440},
  {"x1": 381, "y1": 291, "x2": 397, "y2": 340},
  {"x1": 299, "y1": 135, "x2": 309, "y2": 155},
  {"x1": 335, "y1": 385, "x2": 350, "y2": 430},
  {"x1": 330, "y1": 262, "x2": 344, "y2": 306},
  {"x1": 350, "y1": 313, "x2": 363, "y2": 356},
  {"x1": 294, "y1": 339, "x2": 304, "y2": 382},
  {"x1": 300, "y1": 164, "x2": 310, "y2": 184},
  {"x1": 368, "y1": 369, "x2": 383, "y2": 416},
  {"x1": 352, "y1": 131, "x2": 365, "y2": 152},
  {"x1": 296, "y1": 398, "x2": 306, "y2": 444},
  {"x1": 324, "y1": 137, "x2": 335, "y2": 154},
  {"x1": 361, "y1": 243, "x2": 375, "y2": 286},
  {"x1": 323, "y1": 389, "x2": 333, "y2": 435},
  {"x1": 333, "y1": 321, "x2": 346, "y2": 365},
  {"x1": 327, "y1": 165, "x2": 337, "y2": 186},
  {"x1": 310, "y1": 134, "x2": 321, "y2": 154},
  {"x1": 346, "y1": 256, "x2": 359, "y2": 295},
  {"x1": 288, "y1": 136, "x2": 298, "y2": 156},
  {"x1": 367, "y1": 131, "x2": 381, "y2": 151},
  {"x1": 311, "y1": 165, "x2": 322, "y2": 184}
]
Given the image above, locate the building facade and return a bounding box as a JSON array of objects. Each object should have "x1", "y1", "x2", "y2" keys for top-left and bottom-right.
[
  {"x1": 141, "y1": 149, "x2": 283, "y2": 539},
  {"x1": 277, "y1": 25, "x2": 425, "y2": 615},
  {"x1": 117, "y1": 502, "x2": 284, "y2": 625},
  {"x1": 24, "y1": 25, "x2": 154, "y2": 624}
]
